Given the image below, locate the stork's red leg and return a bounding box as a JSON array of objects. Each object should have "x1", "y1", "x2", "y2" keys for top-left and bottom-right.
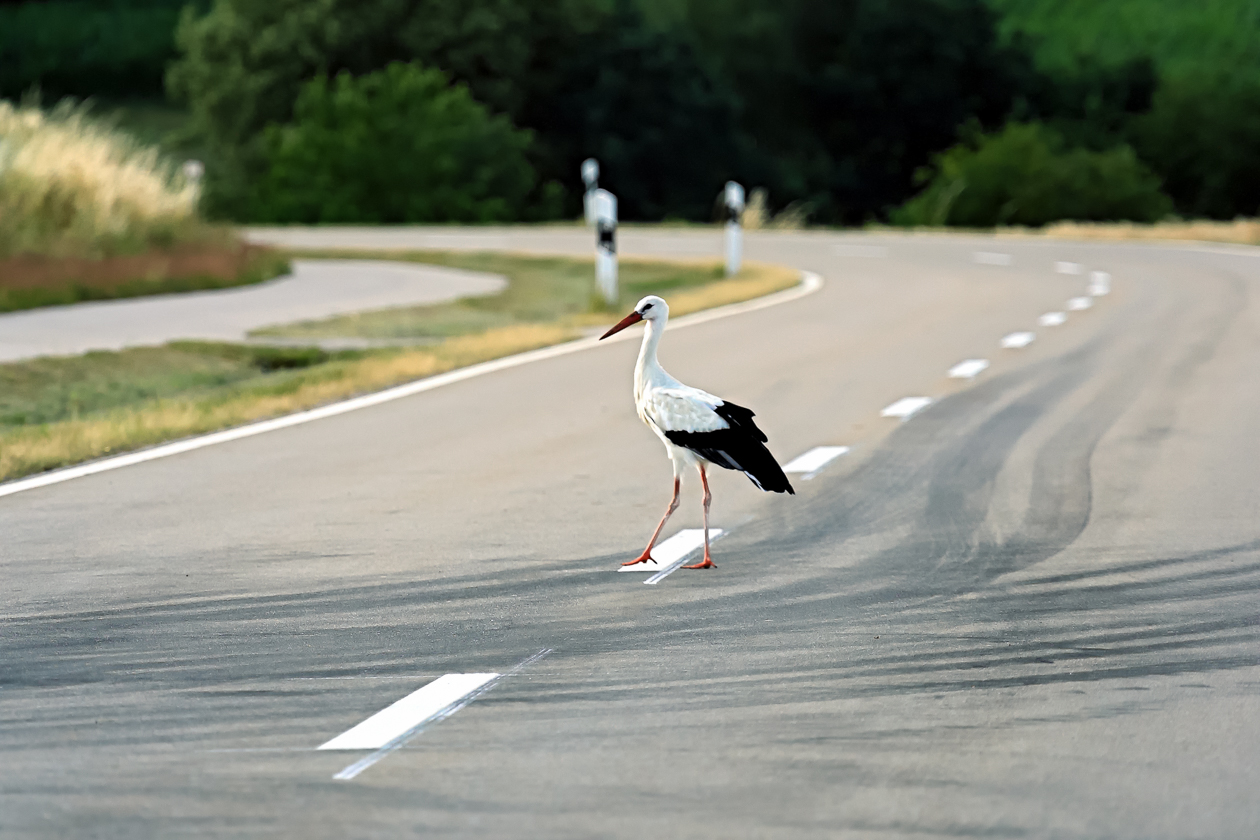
[
  {"x1": 684, "y1": 465, "x2": 716, "y2": 569},
  {"x1": 622, "y1": 476, "x2": 680, "y2": 566}
]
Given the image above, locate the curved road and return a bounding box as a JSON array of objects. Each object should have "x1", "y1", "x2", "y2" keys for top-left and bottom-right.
[{"x1": 3, "y1": 229, "x2": 1258, "y2": 838}]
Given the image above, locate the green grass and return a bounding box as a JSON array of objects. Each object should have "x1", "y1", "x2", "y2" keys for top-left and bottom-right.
[
  {"x1": 0, "y1": 342, "x2": 358, "y2": 429},
  {"x1": 251, "y1": 250, "x2": 729, "y2": 341}
]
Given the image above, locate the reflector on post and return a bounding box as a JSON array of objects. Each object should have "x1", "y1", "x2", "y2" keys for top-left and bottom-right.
[
  {"x1": 724, "y1": 181, "x2": 745, "y2": 277},
  {"x1": 593, "y1": 188, "x2": 618, "y2": 305},
  {"x1": 582, "y1": 158, "x2": 600, "y2": 227}
]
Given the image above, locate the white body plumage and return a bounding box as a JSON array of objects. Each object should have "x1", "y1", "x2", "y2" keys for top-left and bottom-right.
[{"x1": 599, "y1": 294, "x2": 793, "y2": 569}]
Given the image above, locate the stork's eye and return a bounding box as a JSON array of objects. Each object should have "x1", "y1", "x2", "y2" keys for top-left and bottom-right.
[{"x1": 641, "y1": 303, "x2": 653, "y2": 311}]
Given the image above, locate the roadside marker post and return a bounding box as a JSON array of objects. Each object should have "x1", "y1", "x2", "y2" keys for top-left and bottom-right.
[
  {"x1": 581, "y1": 159, "x2": 599, "y2": 227},
  {"x1": 724, "y1": 181, "x2": 745, "y2": 276},
  {"x1": 593, "y1": 189, "x2": 618, "y2": 305}
]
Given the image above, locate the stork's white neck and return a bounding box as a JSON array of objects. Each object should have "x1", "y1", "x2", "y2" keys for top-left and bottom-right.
[{"x1": 634, "y1": 315, "x2": 672, "y2": 401}]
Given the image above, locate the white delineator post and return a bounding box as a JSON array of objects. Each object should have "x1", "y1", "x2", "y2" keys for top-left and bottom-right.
[
  {"x1": 582, "y1": 158, "x2": 600, "y2": 227},
  {"x1": 724, "y1": 181, "x2": 745, "y2": 277},
  {"x1": 593, "y1": 188, "x2": 618, "y2": 305}
]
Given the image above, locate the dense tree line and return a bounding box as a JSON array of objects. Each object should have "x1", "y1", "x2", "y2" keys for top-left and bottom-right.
[{"x1": 5, "y1": 0, "x2": 1260, "y2": 224}]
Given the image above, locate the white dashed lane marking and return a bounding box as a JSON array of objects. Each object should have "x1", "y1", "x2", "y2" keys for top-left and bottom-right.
[
  {"x1": 321, "y1": 673, "x2": 500, "y2": 751},
  {"x1": 619, "y1": 528, "x2": 723, "y2": 575},
  {"x1": 1089, "y1": 271, "x2": 1111, "y2": 295},
  {"x1": 783, "y1": 445, "x2": 850, "y2": 478},
  {"x1": 1001, "y1": 331, "x2": 1036, "y2": 349},
  {"x1": 947, "y1": 359, "x2": 990, "y2": 380},
  {"x1": 974, "y1": 251, "x2": 1012, "y2": 265},
  {"x1": 881, "y1": 397, "x2": 933, "y2": 420},
  {"x1": 1039, "y1": 312, "x2": 1067, "y2": 326},
  {"x1": 1067, "y1": 297, "x2": 1093, "y2": 311},
  {"x1": 1056, "y1": 261, "x2": 1083, "y2": 275},
  {"x1": 327, "y1": 649, "x2": 552, "y2": 781}
]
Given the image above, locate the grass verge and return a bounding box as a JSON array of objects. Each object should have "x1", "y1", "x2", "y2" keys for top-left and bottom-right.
[
  {"x1": 0, "y1": 243, "x2": 290, "y2": 312},
  {"x1": 251, "y1": 250, "x2": 794, "y2": 340},
  {"x1": 0, "y1": 253, "x2": 800, "y2": 483},
  {"x1": 1035, "y1": 218, "x2": 1260, "y2": 246}
]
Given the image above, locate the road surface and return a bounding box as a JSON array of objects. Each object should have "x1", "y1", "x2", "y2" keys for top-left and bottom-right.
[
  {"x1": 2, "y1": 228, "x2": 1258, "y2": 838},
  {"x1": 0, "y1": 259, "x2": 504, "y2": 361}
]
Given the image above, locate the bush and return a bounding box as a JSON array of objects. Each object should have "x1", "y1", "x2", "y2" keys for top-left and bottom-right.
[
  {"x1": 0, "y1": 100, "x2": 203, "y2": 257},
  {"x1": 893, "y1": 122, "x2": 1171, "y2": 227},
  {"x1": 244, "y1": 62, "x2": 542, "y2": 223},
  {"x1": 1131, "y1": 73, "x2": 1260, "y2": 219}
]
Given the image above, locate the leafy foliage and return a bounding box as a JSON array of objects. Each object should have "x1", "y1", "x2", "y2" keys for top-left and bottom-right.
[
  {"x1": 245, "y1": 63, "x2": 543, "y2": 223},
  {"x1": 1131, "y1": 73, "x2": 1260, "y2": 219},
  {"x1": 893, "y1": 122, "x2": 1171, "y2": 227}
]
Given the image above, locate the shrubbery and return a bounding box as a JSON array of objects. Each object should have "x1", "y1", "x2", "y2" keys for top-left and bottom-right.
[
  {"x1": 1131, "y1": 73, "x2": 1260, "y2": 219},
  {"x1": 245, "y1": 63, "x2": 547, "y2": 224},
  {"x1": 893, "y1": 122, "x2": 1171, "y2": 227}
]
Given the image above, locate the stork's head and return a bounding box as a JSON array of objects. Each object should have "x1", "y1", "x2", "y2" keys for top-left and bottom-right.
[{"x1": 599, "y1": 295, "x2": 667, "y2": 339}]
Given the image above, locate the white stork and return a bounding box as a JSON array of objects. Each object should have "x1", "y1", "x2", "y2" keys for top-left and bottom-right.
[{"x1": 600, "y1": 295, "x2": 794, "y2": 569}]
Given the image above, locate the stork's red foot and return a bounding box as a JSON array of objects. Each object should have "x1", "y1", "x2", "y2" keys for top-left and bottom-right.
[
  {"x1": 683, "y1": 556, "x2": 716, "y2": 569},
  {"x1": 621, "y1": 553, "x2": 654, "y2": 566}
]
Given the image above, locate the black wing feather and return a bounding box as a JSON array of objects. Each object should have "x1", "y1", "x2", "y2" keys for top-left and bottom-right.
[{"x1": 664, "y1": 401, "x2": 795, "y2": 494}]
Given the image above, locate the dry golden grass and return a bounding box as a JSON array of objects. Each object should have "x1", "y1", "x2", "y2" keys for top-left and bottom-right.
[
  {"x1": 666, "y1": 260, "x2": 802, "y2": 315},
  {"x1": 1013, "y1": 218, "x2": 1260, "y2": 246},
  {"x1": 0, "y1": 101, "x2": 202, "y2": 257}
]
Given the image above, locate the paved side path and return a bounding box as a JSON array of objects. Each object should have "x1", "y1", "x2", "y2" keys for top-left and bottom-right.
[{"x1": 0, "y1": 259, "x2": 505, "y2": 362}]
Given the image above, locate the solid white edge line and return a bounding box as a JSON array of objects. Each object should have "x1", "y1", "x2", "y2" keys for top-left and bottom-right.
[{"x1": 0, "y1": 272, "x2": 824, "y2": 501}]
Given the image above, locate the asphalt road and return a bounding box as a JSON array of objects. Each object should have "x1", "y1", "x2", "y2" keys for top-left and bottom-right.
[
  {"x1": 3, "y1": 229, "x2": 1259, "y2": 838},
  {"x1": 0, "y1": 259, "x2": 504, "y2": 361}
]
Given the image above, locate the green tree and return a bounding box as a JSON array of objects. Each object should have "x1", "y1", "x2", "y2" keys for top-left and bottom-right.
[
  {"x1": 893, "y1": 121, "x2": 1171, "y2": 227},
  {"x1": 678, "y1": 0, "x2": 1041, "y2": 222},
  {"x1": 166, "y1": 0, "x2": 599, "y2": 217},
  {"x1": 246, "y1": 62, "x2": 543, "y2": 223},
  {"x1": 1131, "y1": 73, "x2": 1260, "y2": 219}
]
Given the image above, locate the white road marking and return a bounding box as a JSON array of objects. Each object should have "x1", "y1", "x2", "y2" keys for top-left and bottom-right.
[
  {"x1": 881, "y1": 397, "x2": 933, "y2": 420},
  {"x1": 1089, "y1": 271, "x2": 1111, "y2": 295},
  {"x1": 1000, "y1": 331, "x2": 1035, "y2": 349},
  {"x1": 330, "y1": 649, "x2": 551, "y2": 781},
  {"x1": 833, "y1": 244, "x2": 888, "y2": 258},
  {"x1": 947, "y1": 359, "x2": 990, "y2": 379},
  {"x1": 620, "y1": 528, "x2": 724, "y2": 575},
  {"x1": 320, "y1": 673, "x2": 500, "y2": 751},
  {"x1": 974, "y1": 251, "x2": 1012, "y2": 265},
  {"x1": 1056, "y1": 261, "x2": 1083, "y2": 275},
  {"x1": 1038, "y1": 312, "x2": 1067, "y2": 326},
  {"x1": 0, "y1": 273, "x2": 824, "y2": 500},
  {"x1": 783, "y1": 445, "x2": 850, "y2": 478},
  {"x1": 1067, "y1": 297, "x2": 1093, "y2": 311}
]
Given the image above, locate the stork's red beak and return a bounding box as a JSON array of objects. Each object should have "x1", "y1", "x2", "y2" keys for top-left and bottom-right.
[{"x1": 600, "y1": 310, "x2": 643, "y2": 339}]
